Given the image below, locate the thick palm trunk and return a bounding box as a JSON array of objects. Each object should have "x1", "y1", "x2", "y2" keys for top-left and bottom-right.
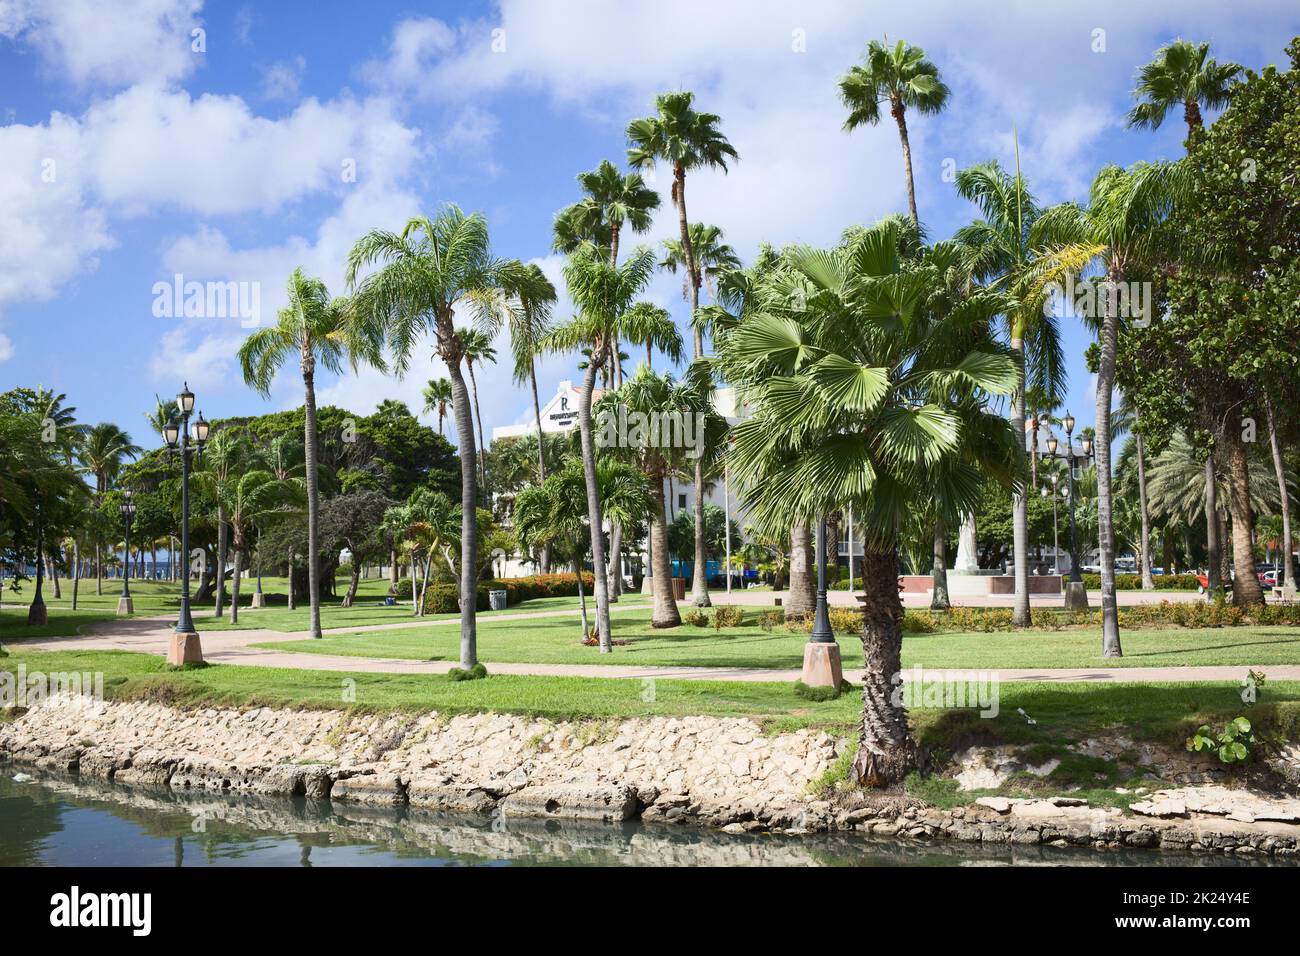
[
  {"x1": 649, "y1": 479, "x2": 681, "y2": 627},
  {"x1": 852, "y1": 548, "x2": 916, "y2": 787},
  {"x1": 607, "y1": 522, "x2": 623, "y2": 602},
  {"x1": 890, "y1": 98, "x2": 920, "y2": 224},
  {"x1": 1095, "y1": 303, "x2": 1122, "y2": 657},
  {"x1": 529, "y1": 361, "x2": 551, "y2": 574},
  {"x1": 929, "y1": 520, "x2": 950, "y2": 610},
  {"x1": 690, "y1": 457, "x2": 711, "y2": 607},
  {"x1": 214, "y1": 507, "x2": 227, "y2": 618},
  {"x1": 576, "y1": 354, "x2": 613, "y2": 651},
  {"x1": 1136, "y1": 427, "x2": 1155, "y2": 589},
  {"x1": 229, "y1": 546, "x2": 242, "y2": 624},
  {"x1": 1205, "y1": 456, "x2": 1222, "y2": 597},
  {"x1": 445, "y1": 348, "x2": 480, "y2": 668},
  {"x1": 301, "y1": 348, "x2": 324, "y2": 640},
  {"x1": 1266, "y1": 399, "x2": 1294, "y2": 589},
  {"x1": 467, "y1": 362, "x2": 488, "y2": 504},
  {"x1": 785, "y1": 523, "x2": 816, "y2": 619},
  {"x1": 1009, "y1": 336, "x2": 1032, "y2": 626},
  {"x1": 1225, "y1": 430, "x2": 1265, "y2": 607}
]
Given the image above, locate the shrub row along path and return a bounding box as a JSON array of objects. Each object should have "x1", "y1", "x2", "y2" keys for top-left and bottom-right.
[{"x1": 17, "y1": 605, "x2": 1300, "y2": 684}]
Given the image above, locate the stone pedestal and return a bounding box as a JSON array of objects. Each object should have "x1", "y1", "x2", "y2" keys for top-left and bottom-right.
[
  {"x1": 640, "y1": 575, "x2": 654, "y2": 595},
  {"x1": 1064, "y1": 581, "x2": 1089, "y2": 611},
  {"x1": 167, "y1": 631, "x2": 204, "y2": 666},
  {"x1": 116, "y1": 595, "x2": 134, "y2": 615},
  {"x1": 250, "y1": 591, "x2": 266, "y2": 608},
  {"x1": 801, "y1": 642, "x2": 843, "y2": 689},
  {"x1": 1280, "y1": 584, "x2": 1297, "y2": 604}
]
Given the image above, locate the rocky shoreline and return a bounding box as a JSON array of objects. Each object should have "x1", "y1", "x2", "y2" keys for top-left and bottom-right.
[{"x1": 2, "y1": 695, "x2": 1298, "y2": 858}]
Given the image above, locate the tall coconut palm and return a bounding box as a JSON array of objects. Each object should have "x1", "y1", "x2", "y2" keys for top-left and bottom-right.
[
  {"x1": 839, "y1": 39, "x2": 950, "y2": 223},
  {"x1": 422, "y1": 378, "x2": 453, "y2": 436},
  {"x1": 553, "y1": 159, "x2": 661, "y2": 270},
  {"x1": 954, "y1": 158, "x2": 1095, "y2": 626},
  {"x1": 1128, "y1": 39, "x2": 1242, "y2": 135},
  {"x1": 628, "y1": 92, "x2": 737, "y2": 609},
  {"x1": 238, "y1": 268, "x2": 384, "y2": 639},
  {"x1": 77, "y1": 423, "x2": 142, "y2": 595},
  {"x1": 546, "y1": 241, "x2": 664, "y2": 651},
  {"x1": 719, "y1": 218, "x2": 1020, "y2": 786},
  {"x1": 458, "y1": 327, "x2": 498, "y2": 497},
  {"x1": 347, "y1": 205, "x2": 516, "y2": 669}
]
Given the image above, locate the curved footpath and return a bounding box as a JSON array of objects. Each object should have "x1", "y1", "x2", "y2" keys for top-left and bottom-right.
[{"x1": 12, "y1": 608, "x2": 1299, "y2": 683}]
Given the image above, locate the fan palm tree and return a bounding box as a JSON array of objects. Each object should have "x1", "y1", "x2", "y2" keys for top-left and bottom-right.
[
  {"x1": 514, "y1": 457, "x2": 650, "y2": 641},
  {"x1": 238, "y1": 268, "x2": 383, "y2": 639},
  {"x1": 546, "y1": 241, "x2": 664, "y2": 650},
  {"x1": 1128, "y1": 39, "x2": 1242, "y2": 135},
  {"x1": 77, "y1": 422, "x2": 141, "y2": 595},
  {"x1": 718, "y1": 217, "x2": 1020, "y2": 786},
  {"x1": 458, "y1": 326, "x2": 498, "y2": 496},
  {"x1": 422, "y1": 378, "x2": 453, "y2": 436},
  {"x1": 347, "y1": 205, "x2": 516, "y2": 669},
  {"x1": 839, "y1": 39, "x2": 950, "y2": 223},
  {"x1": 553, "y1": 159, "x2": 661, "y2": 269},
  {"x1": 954, "y1": 157, "x2": 1095, "y2": 626}
]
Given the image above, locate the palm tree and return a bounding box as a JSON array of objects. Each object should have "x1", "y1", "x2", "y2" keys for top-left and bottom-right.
[
  {"x1": 628, "y1": 90, "x2": 737, "y2": 609},
  {"x1": 514, "y1": 457, "x2": 650, "y2": 640},
  {"x1": 839, "y1": 39, "x2": 950, "y2": 223},
  {"x1": 238, "y1": 268, "x2": 383, "y2": 639},
  {"x1": 553, "y1": 159, "x2": 661, "y2": 269},
  {"x1": 77, "y1": 422, "x2": 142, "y2": 595},
  {"x1": 719, "y1": 218, "x2": 1020, "y2": 786},
  {"x1": 1042, "y1": 160, "x2": 1185, "y2": 654},
  {"x1": 195, "y1": 430, "x2": 246, "y2": 618},
  {"x1": 422, "y1": 378, "x2": 453, "y2": 436},
  {"x1": 954, "y1": 158, "x2": 1095, "y2": 626},
  {"x1": 660, "y1": 222, "x2": 741, "y2": 337},
  {"x1": 347, "y1": 205, "x2": 516, "y2": 669},
  {"x1": 458, "y1": 326, "x2": 498, "y2": 497},
  {"x1": 1112, "y1": 394, "x2": 1155, "y2": 590},
  {"x1": 546, "y1": 241, "x2": 664, "y2": 651},
  {"x1": 1128, "y1": 39, "x2": 1242, "y2": 135},
  {"x1": 384, "y1": 489, "x2": 460, "y2": 616}
]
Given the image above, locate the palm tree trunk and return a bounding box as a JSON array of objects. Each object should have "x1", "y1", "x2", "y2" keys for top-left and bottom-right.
[
  {"x1": 1205, "y1": 455, "x2": 1222, "y2": 597},
  {"x1": 1010, "y1": 335, "x2": 1032, "y2": 626},
  {"x1": 229, "y1": 545, "x2": 242, "y2": 624},
  {"x1": 467, "y1": 361, "x2": 488, "y2": 504},
  {"x1": 930, "y1": 520, "x2": 950, "y2": 610},
  {"x1": 851, "y1": 548, "x2": 916, "y2": 787},
  {"x1": 690, "y1": 458, "x2": 711, "y2": 607},
  {"x1": 71, "y1": 539, "x2": 80, "y2": 611},
  {"x1": 1095, "y1": 301, "x2": 1122, "y2": 657},
  {"x1": 607, "y1": 522, "x2": 623, "y2": 602},
  {"x1": 214, "y1": 506, "x2": 227, "y2": 618},
  {"x1": 388, "y1": 548, "x2": 398, "y2": 594},
  {"x1": 301, "y1": 345, "x2": 324, "y2": 639},
  {"x1": 1266, "y1": 398, "x2": 1294, "y2": 590},
  {"x1": 287, "y1": 549, "x2": 296, "y2": 610},
  {"x1": 96, "y1": 539, "x2": 102, "y2": 595},
  {"x1": 529, "y1": 360, "x2": 551, "y2": 575},
  {"x1": 890, "y1": 98, "x2": 920, "y2": 224},
  {"x1": 342, "y1": 560, "x2": 361, "y2": 608},
  {"x1": 1225, "y1": 429, "x2": 1265, "y2": 607},
  {"x1": 575, "y1": 541, "x2": 590, "y2": 640},
  {"x1": 674, "y1": 162, "x2": 702, "y2": 358},
  {"x1": 1135, "y1": 427, "x2": 1155, "y2": 589},
  {"x1": 445, "y1": 342, "x2": 480, "y2": 668},
  {"x1": 576, "y1": 352, "x2": 614, "y2": 651},
  {"x1": 786, "y1": 523, "x2": 816, "y2": 619},
  {"x1": 648, "y1": 477, "x2": 681, "y2": 627}
]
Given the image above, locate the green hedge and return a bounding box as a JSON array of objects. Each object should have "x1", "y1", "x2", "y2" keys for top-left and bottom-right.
[
  {"x1": 1072, "y1": 573, "x2": 1201, "y2": 591},
  {"x1": 417, "y1": 572, "x2": 596, "y2": 614}
]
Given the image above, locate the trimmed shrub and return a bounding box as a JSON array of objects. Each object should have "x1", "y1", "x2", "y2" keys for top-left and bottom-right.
[
  {"x1": 447, "y1": 663, "x2": 489, "y2": 682},
  {"x1": 684, "y1": 608, "x2": 710, "y2": 627},
  {"x1": 418, "y1": 572, "x2": 596, "y2": 614},
  {"x1": 713, "y1": 605, "x2": 746, "y2": 629}
]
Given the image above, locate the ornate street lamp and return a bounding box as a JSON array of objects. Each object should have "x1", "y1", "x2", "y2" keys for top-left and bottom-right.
[
  {"x1": 117, "y1": 490, "x2": 137, "y2": 615},
  {"x1": 1039, "y1": 412, "x2": 1094, "y2": 610},
  {"x1": 800, "y1": 515, "x2": 844, "y2": 691},
  {"x1": 164, "y1": 382, "x2": 208, "y2": 664}
]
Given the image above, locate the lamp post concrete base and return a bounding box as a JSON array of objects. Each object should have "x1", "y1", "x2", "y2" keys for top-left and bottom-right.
[
  {"x1": 167, "y1": 632, "x2": 203, "y2": 666},
  {"x1": 801, "y1": 642, "x2": 843, "y2": 689},
  {"x1": 250, "y1": 591, "x2": 266, "y2": 608},
  {"x1": 116, "y1": 596, "x2": 134, "y2": 615},
  {"x1": 1064, "y1": 581, "x2": 1089, "y2": 611}
]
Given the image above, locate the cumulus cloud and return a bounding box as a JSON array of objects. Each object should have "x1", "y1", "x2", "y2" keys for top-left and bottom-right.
[
  {"x1": 0, "y1": 332, "x2": 14, "y2": 362},
  {"x1": 261, "y1": 56, "x2": 305, "y2": 101}
]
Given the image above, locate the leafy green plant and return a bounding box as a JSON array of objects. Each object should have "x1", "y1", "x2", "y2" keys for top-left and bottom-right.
[
  {"x1": 1186, "y1": 716, "x2": 1255, "y2": 764},
  {"x1": 684, "y1": 608, "x2": 710, "y2": 627},
  {"x1": 447, "y1": 663, "x2": 489, "y2": 682},
  {"x1": 712, "y1": 605, "x2": 745, "y2": 629}
]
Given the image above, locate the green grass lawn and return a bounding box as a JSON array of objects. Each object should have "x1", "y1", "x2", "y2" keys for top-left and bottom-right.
[{"x1": 251, "y1": 607, "x2": 1300, "y2": 671}]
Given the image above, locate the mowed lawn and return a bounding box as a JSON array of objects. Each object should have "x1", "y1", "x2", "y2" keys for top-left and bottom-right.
[
  {"x1": 251, "y1": 607, "x2": 1300, "y2": 671},
  {"x1": 2, "y1": 647, "x2": 1296, "y2": 744}
]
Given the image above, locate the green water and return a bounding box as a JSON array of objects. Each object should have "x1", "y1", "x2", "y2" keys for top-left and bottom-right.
[{"x1": 0, "y1": 771, "x2": 1284, "y2": 867}]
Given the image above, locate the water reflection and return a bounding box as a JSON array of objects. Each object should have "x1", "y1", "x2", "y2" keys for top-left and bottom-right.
[{"x1": 0, "y1": 771, "x2": 1286, "y2": 868}]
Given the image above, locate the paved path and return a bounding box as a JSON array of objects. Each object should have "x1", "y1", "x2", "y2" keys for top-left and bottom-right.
[{"x1": 14, "y1": 609, "x2": 1297, "y2": 685}]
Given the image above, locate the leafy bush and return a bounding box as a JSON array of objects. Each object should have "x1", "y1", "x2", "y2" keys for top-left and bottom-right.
[
  {"x1": 1186, "y1": 716, "x2": 1256, "y2": 764},
  {"x1": 1074, "y1": 572, "x2": 1201, "y2": 590},
  {"x1": 712, "y1": 605, "x2": 746, "y2": 629},
  {"x1": 447, "y1": 663, "x2": 489, "y2": 682},
  {"x1": 418, "y1": 572, "x2": 596, "y2": 614},
  {"x1": 684, "y1": 608, "x2": 710, "y2": 627}
]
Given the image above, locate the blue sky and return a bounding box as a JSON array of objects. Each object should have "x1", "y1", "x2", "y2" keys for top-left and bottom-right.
[{"x1": 2, "y1": 0, "x2": 1297, "y2": 451}]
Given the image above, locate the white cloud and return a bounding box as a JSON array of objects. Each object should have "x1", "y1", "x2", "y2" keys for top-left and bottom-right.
[
  {"x1": 0, "y1": 332, "x2": 14, "y2": 362},
  {"x1": 1, "y1": 0, "x2": 204, "y2": 89},
  {"x1": 149, "y1": 325, "x2": 243, "y2": 393},
  {"x1": 361, "y1": 16, "x2": 457, "y2": 91},
  {"x1": 261, "y1": 56, "x2": 305, "y2": 101}
]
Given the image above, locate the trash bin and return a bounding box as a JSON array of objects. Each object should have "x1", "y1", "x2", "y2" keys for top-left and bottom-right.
[{"x1": 489, "y1": 589, "x2": 508, "y2": 611}]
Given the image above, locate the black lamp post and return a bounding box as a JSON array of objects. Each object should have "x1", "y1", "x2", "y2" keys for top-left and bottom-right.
[
  {"x1": 809, "y1": 517, "x2": 836, "y2": 643},
  {"x1": 1040, "y1": 412, "x2": 1094, "y2": 608},
  {"x1": 116, "y1": 490, "x2": 137, "y2": 615},
  {"x1": 163, "y1": 382, "x2": 208, "y2": 663}
]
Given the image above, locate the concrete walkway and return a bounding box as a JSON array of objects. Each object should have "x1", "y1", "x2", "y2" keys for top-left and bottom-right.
[{"x1": 14, "y1": 609, "x2": 1298, "y2": 685}]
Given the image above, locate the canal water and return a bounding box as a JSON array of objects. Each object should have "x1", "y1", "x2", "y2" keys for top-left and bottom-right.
[{"x1": 0, "y1": 771, "x2": 1286, "y2": 867}]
